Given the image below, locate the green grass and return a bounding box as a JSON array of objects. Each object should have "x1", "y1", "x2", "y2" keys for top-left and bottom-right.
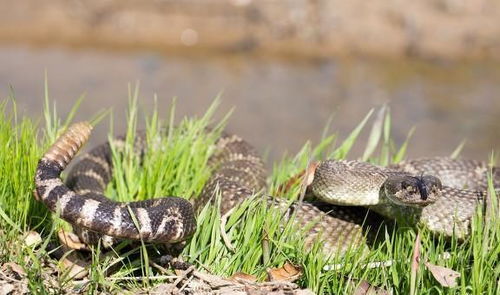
[{"x1": 0, "y1": 87, "x2": 498, "y2": 294}]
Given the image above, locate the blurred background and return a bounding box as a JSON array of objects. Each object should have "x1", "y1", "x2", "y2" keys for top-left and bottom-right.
[{"x1": 0, "y1": 0, "x2": 499, "y2": 163}]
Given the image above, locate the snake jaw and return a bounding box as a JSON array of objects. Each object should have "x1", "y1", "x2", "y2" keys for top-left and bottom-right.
[{"x1": 383, "y1": 175, "x2": 441, "y2": 208}]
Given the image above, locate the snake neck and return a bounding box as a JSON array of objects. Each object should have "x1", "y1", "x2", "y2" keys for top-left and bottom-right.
[
  {"x1": 369, "y1": 187, "x2": 430, "y2": 227},
  {"x1": 368, "y1": 203, "x2": 422, "y2": 227}
]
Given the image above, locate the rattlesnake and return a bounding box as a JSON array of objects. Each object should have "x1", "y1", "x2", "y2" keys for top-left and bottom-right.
[
  {"x1": 312, "y1": 158, "x2": 499, "y2": 239},
  {"x1": 34, "y1": 122, "x2": 498, "y2": 254}
]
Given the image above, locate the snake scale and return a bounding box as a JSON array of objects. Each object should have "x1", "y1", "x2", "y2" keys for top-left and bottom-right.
[{"x1": 34, "y1": 122, "x2": 499, "y2": 254}]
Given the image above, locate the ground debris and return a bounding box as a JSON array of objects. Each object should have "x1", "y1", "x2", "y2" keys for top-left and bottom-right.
[
  {"x1": 0, "y1": 263, "x2": 28, "y2": 295},
  {"x1": 1, "y1": 263, "x2": 26, "y2": 279},
  {"x1": 59, "y1": 251, "x2": 90, "y2": 280},
  {"x1": 0, "y1": 230, "x2": 94, "y2": 295},
  {"x1": 267, "y1": 262, "x2": 302, "y2": 282},
  {"x1": 140, "y1": 268, "x2": 313, "y2": 295},
  {"x1": 58, "y1": 229, "x2": 89, "y2": 251},
  {"x1": 352, "y1": 280, "x2": 390, "y2": 295},
  {"x1": 424, "y1": 262, "x2": 460, "y2": 288},
  {"x1": 23, "y1": 231, "x2": 42, "y2": 248},
  {"x1": 4, "y1": 231, "x2": 314, "y2": 294},
  {"x1": 228, "y1": 272, "x2": 257, "y2": 283}
]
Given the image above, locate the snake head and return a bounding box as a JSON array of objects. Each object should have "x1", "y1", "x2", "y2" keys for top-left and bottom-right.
[
  {"x1": 383, "y1": 175, "x2": 442, "y2": 207},
  {"x1": 419, "y1": 175, "x2": 443, "y2": 202}
]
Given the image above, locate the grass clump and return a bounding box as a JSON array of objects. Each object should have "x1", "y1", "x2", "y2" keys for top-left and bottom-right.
[{"x1": 0, "y1": 87, "x2": 498, "y2": 294}]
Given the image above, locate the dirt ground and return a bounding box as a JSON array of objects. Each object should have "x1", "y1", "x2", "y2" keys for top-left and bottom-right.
[{"x1": 1, "y1": 0, "x2": 500, "y2": 60}]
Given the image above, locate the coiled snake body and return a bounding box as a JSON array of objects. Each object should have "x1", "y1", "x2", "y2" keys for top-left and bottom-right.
[
  {"x1": 34, "y1": 122, "x2": 498, "y2": 253},
  {"x1": 312, "y1": 159, "x2": 499, "y2": 239}
]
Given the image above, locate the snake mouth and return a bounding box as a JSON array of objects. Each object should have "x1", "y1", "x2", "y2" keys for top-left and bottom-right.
[{"x1": 383, "y1": 175, "x2": 442, "y2": 208}]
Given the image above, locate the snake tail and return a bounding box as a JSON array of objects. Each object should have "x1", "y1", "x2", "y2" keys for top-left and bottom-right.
[{"x1": 35, "y1": 122, "x2": 196, "y2": 244}]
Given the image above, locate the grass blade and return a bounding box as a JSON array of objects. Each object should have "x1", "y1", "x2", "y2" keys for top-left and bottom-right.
[
  {"x1": 332, "y1": 108, "x2": 374, "y2": 159},
  {"x1": 393, "y1": 126, "x2": 415, "y2": 163},
  {"x1": 450, "y1": 140, "x2": 467, "y2": 159},
  {"x1": 362, "y1": 105, "x2": 386, "y2": 161}
]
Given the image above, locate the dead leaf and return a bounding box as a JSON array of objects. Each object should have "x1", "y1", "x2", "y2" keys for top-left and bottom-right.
[
  {"x1": 2, "y1": 262, "x2": 26, "y2": 278},
  {"x1": 23, "y1": 231, "x2": 42, "y2": 247},
  {"x1": 411, "y1": 234, "x2": 421, "y2": 272},
  {"x1": 0, "y1": 282, "x2": 14, "y2": 295},
  {"x1": 277, "y1": 162, "x2": 319, "y2": 195},
  {"x1": 304, "y1": 162, "x2": 319, "y2": 186},
  {"x1": 267, "y1": 262, "x2": 302, "y2": 282},
  {"x1": 353, "y1": 280, "x2": 390, "y2": 295},
  {"x1": 59, "y1": 251, "x2": 89, "y2": 279},
  {"x1": 58, "y1": 229, "x2": 88, "y2": 250},
  {"x1": 228, "y1": 272, "x2": 257, "y2": 282},
  {"x1": 410, "y1": 233, "x2": 421, "y2": 294},
  {"x1": 424, "y1": 262, "x2": 460, "y2": 288}
]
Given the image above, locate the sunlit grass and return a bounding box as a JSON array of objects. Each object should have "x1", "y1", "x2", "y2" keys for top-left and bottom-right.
[{"x1": 0, "y1": 86, "x2": 498, "y2": 294}]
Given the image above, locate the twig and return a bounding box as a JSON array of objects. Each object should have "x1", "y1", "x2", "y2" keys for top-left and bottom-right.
[
  {"x1": 0, "y1": 271, "x2": 22, "y2": 283},
  {"x1": 191, "y1": 270, "x2": 235, "y2": 288},
  {"x1": 324, "y1": 260, "x2": 394, "y2": 271},
  {"x1": 178, "y1": 273, "x2": 196, "y2": 293},
  {"x1": 171, "y1": 265, "x2": 195, "y2": 287},
  {"x1": 323, "y1": 252, "x2": 451, "y2": 271},
  {"x1": 107, "y1": 275, "x2": 178, "y2": 281},
  {"x1": 150, "y1": 260, "x2": 169, "y2": 274}
]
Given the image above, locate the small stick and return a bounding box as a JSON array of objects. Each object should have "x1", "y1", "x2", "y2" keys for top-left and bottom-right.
[
  {"x1": 171, "y1": 265, "x2": 195, "y2": 287},
  {"x1": 323, "y1": 252, "x2": 451, "y2": 271},
  {"x1": 107, "y1": 275, "x2": 178, "y2": 281},
  {"x1": 150, "y1": 260, "x2": 169, "y2": 274},
  {"x1": 191, "y1": 270, "x2": 234, "y2": 288},
  {"x1": 0, "y1": 271, "x2": 22, "y2": 283}
]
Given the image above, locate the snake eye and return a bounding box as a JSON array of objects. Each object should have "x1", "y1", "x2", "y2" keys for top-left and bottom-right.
[
  {"x1": 419, "y1": 175, "x2": 442, "y2": 203},
  {"x1": 402, "y1": 179, "x2": 418, "y2": 194}
]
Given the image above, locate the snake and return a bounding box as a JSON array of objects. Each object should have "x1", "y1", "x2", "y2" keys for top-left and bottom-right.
[
  {"x1": 34, "y1": 122, "x2": 498, "y2": 254},
  {"x1": 311, "y1": 158, "x2": 499, "y2": 239}
]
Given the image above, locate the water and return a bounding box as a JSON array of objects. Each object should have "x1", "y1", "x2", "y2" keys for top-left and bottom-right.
[{"x1": 1, "y1": 44, "x2": 499, "y2": 164}]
